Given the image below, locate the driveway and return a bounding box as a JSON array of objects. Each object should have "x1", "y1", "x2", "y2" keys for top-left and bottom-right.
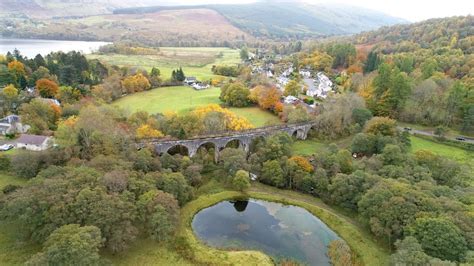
[{"x1": 398, "y1": 127, "x2": 474, "y2": 144}]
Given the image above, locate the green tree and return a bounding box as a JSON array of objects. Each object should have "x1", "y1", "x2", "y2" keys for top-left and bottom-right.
[
  {"x1": 232, "y1": 170, "x2": 251, "y2": 191},
  {"x1": 240, "y1": 46, "x2": 249, "y2": 60},
  {"x1": 26, "y1": 224, "x2": 104, "y2": 266},
  {"x1": 352, "y1": 108, "x2": 373, "y2": 126},
  {"x1": 155, "y1": 172, "x2": 193, "y2": 206},
  {"x1": 219, "y1": 148, "x2": 249, "y2": 178},
  {"x1": 261, "y1": 160, "x2": 285, "y2": 188},
  {"x1": 390, "y1": 236, "x2": 432, "y2": 265},
  {"x1": 409, "y1": 217, "x2": 468, "y2": 262},
  {"x1": 284, "y1": 80, "x2": 302, "y2": 96},
  {"x1": 363, "y1": 50, "x2": 380, "y2": 73},
  {"x1": 220, "y1": 82, "x2": 251, "y2": 107}
]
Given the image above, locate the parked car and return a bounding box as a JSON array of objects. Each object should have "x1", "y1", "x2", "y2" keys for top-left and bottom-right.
[
  {"x1": 455, "y1": 136, "x2": 466, "y2": 141},
  {"x1": 0, "y1": 144, "x2": 14, "y2": 151},
  {"x1": 403, "y1": 127, "x2": 412, "y2": 131}
]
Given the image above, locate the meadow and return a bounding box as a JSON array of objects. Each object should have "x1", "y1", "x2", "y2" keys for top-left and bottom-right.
[
  {"x1": 410, "y1": 136, "x2": 474, "y2": 168},
  {"x1": 113, "y1": 86, "x2": 282, "y2": 127},
  {"x1": 88, "y1": 47, "x2": 241, "y2": 81}
]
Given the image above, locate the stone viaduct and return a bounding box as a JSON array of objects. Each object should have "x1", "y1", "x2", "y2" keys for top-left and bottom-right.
[{"x1": 142, "y1": 122, "x2": 315, "y2": 160}]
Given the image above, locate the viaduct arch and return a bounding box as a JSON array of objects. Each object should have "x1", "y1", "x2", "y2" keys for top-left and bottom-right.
[{"x1": 142, "y1": 123, "x2": 315, "y2": 159}]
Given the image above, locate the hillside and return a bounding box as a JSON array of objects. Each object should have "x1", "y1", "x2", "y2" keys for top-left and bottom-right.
[
  {"x1": 115, "y1": 2, "x2": 407, "y2": 38},
  {"x1": 0, "y1": 9, "x2": 252, "y2": 46},
  {"x1": 0, "y1": 1, "x2": 406, "y2": 42}
]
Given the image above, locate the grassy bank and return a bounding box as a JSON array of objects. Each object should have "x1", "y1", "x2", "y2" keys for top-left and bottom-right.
[{"x1": 178, "y1": 185, "x2": 390, "y2": 266}]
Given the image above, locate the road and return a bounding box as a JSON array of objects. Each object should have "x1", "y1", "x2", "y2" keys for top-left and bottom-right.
[{"x1": 398, "y1": 127, "x2": 474, "y2": 144}]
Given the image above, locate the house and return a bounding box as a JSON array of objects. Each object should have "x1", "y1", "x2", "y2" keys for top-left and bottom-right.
[
  {"x1": 283, "y1": 96, "x2": 300, "y2": 104},
  {"x1": 0, "y1": 115, "x2": 29, "y2": 135},
  {"x1": 38, "y1": 97, "x2": 61, "y2": 106},
  {"x1": 306, "y1": 72, "x2": 333, "y2": 99},
  {"x1": 299, "y1": 69, "x2": 312, "y2": 79},
  {"x1": 184, "y1": 77, "x2": 197, "y2": 85},
  {"x1": 192, "y1": 83, "x2": 210, "y2": 90},
  {"x1": 16, "y1": 134, "x2": 52, "y2": 151}
]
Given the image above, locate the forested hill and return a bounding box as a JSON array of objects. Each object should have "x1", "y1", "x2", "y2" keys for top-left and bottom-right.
[
  {"x1": 354, "y1": 15, "x2": 474, "y2": 53},
  {"x1": 114, "y1": 2, "x2": 407, "y2": 38}
]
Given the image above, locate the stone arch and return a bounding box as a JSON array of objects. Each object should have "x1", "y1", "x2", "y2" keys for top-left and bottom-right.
[
  {"x1": 166, "y1": 144, "x2": 189, "y2": 156},
  {"x1": 196, "y1": 141, "x2": 218, "y2": 162},
  {"x1": 225, "y1": 139, "x2": 241, "y2": 149},
  {"x1": 249, "y1": 135, "x2": 265, "y2": 153}
]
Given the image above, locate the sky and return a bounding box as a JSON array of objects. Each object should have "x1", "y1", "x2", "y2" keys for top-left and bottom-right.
[{"x1": 169, "y1": 0, "x2": 473, "y2": 21}]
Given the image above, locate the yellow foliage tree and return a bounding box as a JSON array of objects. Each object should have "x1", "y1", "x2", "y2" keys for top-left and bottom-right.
[
  {"x1": 122, "y1": 73, "x2": 151, "y2": 93},
  {"x1": 193, "y1": 104, "x2": 253, "y2": 131},
  {"x1": 136, "y1": 124, "x2": 164, "y2": 139},
  {"x1": 289, "y1": 156, "x2": 313, "y2": 173},
  {"x1": 2, "y1": 84, "x2": 18, "y2": 98}
]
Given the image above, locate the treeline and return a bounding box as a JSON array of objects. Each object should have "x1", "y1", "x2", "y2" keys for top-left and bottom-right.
[{"x1": 299, "y1": 16, "x2": 473, "y2": 134}]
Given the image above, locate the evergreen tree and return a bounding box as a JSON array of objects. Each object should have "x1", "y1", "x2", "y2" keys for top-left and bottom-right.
[{"x1": 364, "y1": 50, "x2": 380, "y2": 73}]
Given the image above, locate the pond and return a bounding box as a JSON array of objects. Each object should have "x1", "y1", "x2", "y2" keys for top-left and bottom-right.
[
  {"x1": 0, "y1": 38, "x2": 110, "y2": 58},
  {"x1": 192, "y1": 199, "x2": 340, "y2": 265}
]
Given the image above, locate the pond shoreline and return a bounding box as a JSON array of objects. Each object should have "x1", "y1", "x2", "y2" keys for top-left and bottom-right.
[{"x1": 178, "y1": 189, "x2": 390, "y2": 266}]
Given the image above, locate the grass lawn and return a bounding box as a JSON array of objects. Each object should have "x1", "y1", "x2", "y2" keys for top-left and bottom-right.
[
  {"x1": 112, "y1": 86, "x2": 281, "y2": 127},
  {"x1": 87, "y1": 47, "x2": 240, "y2": 81},
  {"x1": 292, "y1": 136, "x2": 353, "y2": 156},
  {"x1": 104, "y1": 239, "x2": 192, "y2": 266},
  {"x1": 410, "y1": 136, "x2": 474, "y2": 168}
]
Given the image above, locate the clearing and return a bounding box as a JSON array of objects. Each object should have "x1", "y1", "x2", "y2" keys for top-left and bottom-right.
[
  {"x1": 410, "y1": 136, "x2": 474, "y2": 168},
  {"x1": 87, "y1": 47, "x2": 240, "y2": 81},
  {"x1": 113, "y1": 86, "x2": 281, "y2": 127}
]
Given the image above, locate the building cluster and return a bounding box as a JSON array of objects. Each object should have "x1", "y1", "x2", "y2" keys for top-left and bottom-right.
[{"x1": 184, "y1": 77, "x2": 210, "y2": 90}]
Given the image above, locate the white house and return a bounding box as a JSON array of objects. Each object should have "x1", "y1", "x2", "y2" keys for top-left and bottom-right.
[
  {"x1": 0, "y1": 115, "x2": 29, "y2": 135},
  {"x1": 192, "y1": 83, "x2": 210, "y2": 90},
  {"x1": 184, "y1": 77, "x2": 197, "y2": 85},
  {"x1": 306, "y1": 72, "x2": 333, "y2": 98},
  {"x1": 16, "y1": 134, "x2": 52, "y2": 151},
  {"x1": 284, "y1": 95, "x2": 300, "y2": 104}
]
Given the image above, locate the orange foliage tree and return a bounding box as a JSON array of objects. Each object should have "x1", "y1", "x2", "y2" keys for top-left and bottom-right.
[
  {"x1": 7, "y1": 60, "x2": 26, "y2": 76},
  {"x1": 36, "y1": 78, "x2": 59, "y2": 98},
  {"x1": 250, "y1": 85, "x2": 282, "y2": 112}
]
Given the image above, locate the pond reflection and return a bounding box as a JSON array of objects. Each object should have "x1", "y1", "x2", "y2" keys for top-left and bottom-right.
[{"x1": 192, "y1": 199, "x2": 340, "y2": 265}]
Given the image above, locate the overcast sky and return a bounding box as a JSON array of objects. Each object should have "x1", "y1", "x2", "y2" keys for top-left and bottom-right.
[{"x1": 170, "y1": 0, "x2": 473, "y2": 22}]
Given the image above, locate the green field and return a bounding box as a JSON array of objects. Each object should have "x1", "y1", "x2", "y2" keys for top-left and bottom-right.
[
  {"x1": 410, "y1": 136, "x2": 474, "y2": 168},
  {"x1": 87, "y1": 47, "x2": 240, "y2": 81},
  {"x1": 113, "y1": 86, "x2": 282, "y2": 127},
  {"x1": 0, "y1": 173, "x2": 26, "y2": 191}
]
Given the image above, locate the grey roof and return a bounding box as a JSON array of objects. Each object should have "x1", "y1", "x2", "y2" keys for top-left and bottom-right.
[
  {"x1": 0, "y1": 115, "x2": 20, "y2": 124},
  {"x1": 16, "y1": 134, "x2": 50, "y2": 146}
]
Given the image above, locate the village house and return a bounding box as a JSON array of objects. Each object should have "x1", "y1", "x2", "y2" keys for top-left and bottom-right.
[
  {"x1": 192, "y1": 83, "x2": 210, "y2": 90},
  {"x1": 15, "y1": 134, "x2": 52, "y2": 151},
  {"x1": 0, "y1": 115, "x2": 29, "y2": 135},
  {"x1": 184, "y1": 77, "x2": 197, "y2": 85},
  {"x1": 306, "y1": 72, "x2": 333, "y2": 99}
]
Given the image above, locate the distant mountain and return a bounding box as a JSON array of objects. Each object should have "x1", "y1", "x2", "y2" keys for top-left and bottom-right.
[
  {"x1": 1, "y1": 1, "x2": 406, "y2": 38},
  {"x1": 114, "y1": 2, "x2": 408, "y2": 38}
]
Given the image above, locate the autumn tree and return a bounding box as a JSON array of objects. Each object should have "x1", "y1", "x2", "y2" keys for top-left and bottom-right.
[
  {"x1": 284, "y1": 80, "x2": 302, "y2": 96},
  {"x1": 122, "y1": 73, "x2": 151, "y2": 93},
  {"x1": 363, "y1": 117, "x2": 397, "y2": 136},
  {"x1": 36, "y1": 78, "x2": 59, "y2": 98}
]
